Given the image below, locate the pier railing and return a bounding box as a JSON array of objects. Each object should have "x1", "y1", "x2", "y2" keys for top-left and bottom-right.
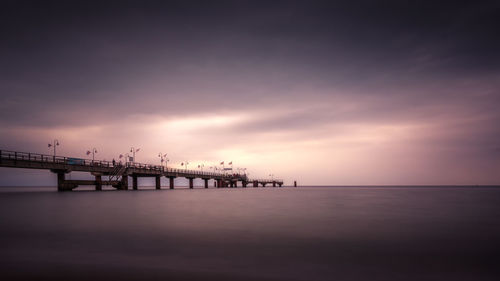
[
  {"x1": 0, "y1": 149, "x2": 253, "y2": 179},
  {"x1": 0, "y1": 150, "x2": 114, "y2": 167},
  {"x1": 250, "y1": 178, "x2": 284, "y2": 183}
]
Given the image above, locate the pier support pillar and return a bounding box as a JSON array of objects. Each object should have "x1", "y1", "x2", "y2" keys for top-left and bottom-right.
[
  {"x1": 132, "y1": 175, "x2": 138, "y2": 190},
  {"x1": 214, "y1": 180, "x2": 217, "y2": 187},
  {"x1": 120, "y1": 175, "x2": 129, "y2": 190},
  {"x1": 188, "y1": 178, "x2": 194, "y2": 189},
  {"x1": 155, "y1": 175, "x2": 161, "y2": 190},
  {"x1": 52, "y1": 169, "x2": 73, "y2": 191},
  {"x1": 253, "y1": 181, "x2": 258, "y2": 187},
  {"x1": 204, "y1": 178, "x2": 209, "y2": 189},
  {"x1": 216, "y1": 179, "x2": 221, "y2": 188},
  {"x1": 294, "y1": 181, "x2": 297, "y2": 187},
  {"x1": 242, "y1": 181, "x2": 247, "y2": 187},
  {"x1": 278, "y1": 183, "x2": 282, "y2": 187},
  {"x1": 57, "y1": 171, "x2": 66, "y2": 191},
  {"x1": 95, "y1": 174, "x2": 102, "y2": 191},
  {"x1": 273, "y1": 181, "x2": 276, "y2": 187},
  {"x1": 262, "y1": 183, "x2": 267, "y2": 187},
  {"x1": 168, "y1": 177, "x2": 175, "y2": 189}
]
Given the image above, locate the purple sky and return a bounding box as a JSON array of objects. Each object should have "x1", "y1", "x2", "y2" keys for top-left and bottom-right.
[{"x1": 1, "y1": 0, "x2": 499, "y2": 185}]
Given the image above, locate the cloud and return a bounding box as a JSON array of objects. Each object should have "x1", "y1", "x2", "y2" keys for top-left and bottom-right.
[{"x1": 1, "y1": 0, "x2": 499, "y2": 185}]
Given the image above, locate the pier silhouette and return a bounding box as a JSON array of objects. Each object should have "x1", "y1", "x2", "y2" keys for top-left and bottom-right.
[{"x1": 0, "y1": 150, "x2": 283, "y2": 191}]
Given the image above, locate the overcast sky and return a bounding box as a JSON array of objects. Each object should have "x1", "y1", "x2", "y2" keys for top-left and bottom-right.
[{"x1": 1, "y1": 0, "x2": 499, "y2": 185}]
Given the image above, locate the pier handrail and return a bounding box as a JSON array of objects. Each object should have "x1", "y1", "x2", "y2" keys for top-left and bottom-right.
[
  {"x1": 0, "y1": 149, "x2": 229, "y2": 176},
  {"x1": 0, "y1": 149, "x2": 280, "y2": 183},
  {"x1": 249, "y1": 178, "x2": 284, "y2": 183},
  {"x1": 0, "y1": 149, "x2": 112, "y2": 167}
]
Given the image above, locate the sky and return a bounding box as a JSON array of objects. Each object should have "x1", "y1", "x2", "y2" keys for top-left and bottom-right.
[{"x1": 1, "y1": 0, "x2": 499, "y2": 186}]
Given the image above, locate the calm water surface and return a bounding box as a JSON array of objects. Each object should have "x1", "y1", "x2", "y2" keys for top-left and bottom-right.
[{"x1": 1, "y1": 186, "x2": 499, "y2": 280}]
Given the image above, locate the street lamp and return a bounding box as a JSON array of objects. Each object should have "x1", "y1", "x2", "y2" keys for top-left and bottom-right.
[
  {"x1": 86, "y1": 148, "x2": 98, "y2": 161},
  {"x1": 48, "y1": 139, "x2": 59, "y2": 156},
  {"x1": 119, "y1": 153, "x2": 130, "y2": 164},
  {"x1": 181, "y1": 161, "x2": 189, "y2": 170},
  {"x1": 269, "y1": 174, "x2": 274, "y2": 181},
  {"x1": 198, "y1": 164, "x2": 204, "y2": 171},
  {"x1": 130, "y1": 147, "x2": 140, "y2": 163},
  {"x1": 220, "y1": 161, "x2": 225, "y2": 174},
  {"x1": 158, "y1": 153, "x2": 168, "y2": 166}
]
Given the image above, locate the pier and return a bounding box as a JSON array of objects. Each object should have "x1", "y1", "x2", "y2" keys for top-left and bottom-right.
[{"x1": 0, "y1": 150, "x2": 283, "y2": 191}]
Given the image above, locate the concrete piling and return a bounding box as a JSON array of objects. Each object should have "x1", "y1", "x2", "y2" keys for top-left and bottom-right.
[
  {"x1": 155, "y1": 175, "x2": 161, "y2": 190},
  {"x1": 132, "y1": 175, "x2": 138, "y2": 190},
  {"x1": 1, "y1": 149, "x2": 285, "y2": 191},
  {"x1": 95, "y1": 174, "x2": 102, "y2": 191}
]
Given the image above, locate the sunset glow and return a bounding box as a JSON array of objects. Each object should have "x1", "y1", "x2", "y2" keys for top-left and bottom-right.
[{"x1": 1, "y1": 1, "x2": 499, "y2": 186}]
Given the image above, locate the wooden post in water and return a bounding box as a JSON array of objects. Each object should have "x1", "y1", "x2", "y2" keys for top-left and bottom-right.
[
  {"x1": 132, "y1": 175, "x2": 138, "y2": 190},
  {"x1": 95, "y1": 174, "x2": 102, "y2": 191},
  {"x1": 120, "y1": 175, "x2": 128, "y2": 190},
  {"x1": 57, "y1": 171, "x2": 65, "y2": 191},
  {"x1": 155, "y1": 175, "x2": 161, "y2": 190},
  {"x1": 169, "y1": 176, "x2": 175, "y2": 189}
]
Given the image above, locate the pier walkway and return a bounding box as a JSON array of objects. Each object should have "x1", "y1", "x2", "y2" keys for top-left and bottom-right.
[{"x1": 0, "y1": 150, "x2": 283, "y2": 191}]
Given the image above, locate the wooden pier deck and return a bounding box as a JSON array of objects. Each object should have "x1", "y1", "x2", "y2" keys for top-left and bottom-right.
[{"x1": 0, "y1": 150, "x2": 283, "y2": 191}]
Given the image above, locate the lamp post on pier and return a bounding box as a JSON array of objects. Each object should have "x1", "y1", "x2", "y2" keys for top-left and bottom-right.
[
  {"x1": 220, "y1": 161, "x2": 225, "y2": 174},
  {"x1": 48, "y1": 139, "x2": 59, "y2": 156},
  {"x1": 181, "y1": 161, "x2": 189, "y2": 171},
  {"x1": 130, "y1": 147, "x2": 140, "y2": 163},
  {"x1": 86, "y1": 148, "x2": 98, "y2": 161},
  {"x1": 198, "y1": 164, "x2": 204, "y2": 171},
  {"x1": 158, "y1": 153, "x2": 167, "y2": 166},
  {"x1": 119, "y1": 153, "x2": 130, "y2": 165}
]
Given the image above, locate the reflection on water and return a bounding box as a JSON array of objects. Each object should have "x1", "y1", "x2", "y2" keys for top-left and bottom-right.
[{"x1": 1, "y1": 186, "x2": 499, "y2": 280}]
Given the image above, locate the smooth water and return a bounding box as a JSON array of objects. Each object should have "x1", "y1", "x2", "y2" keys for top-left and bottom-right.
[{"x1": 1, "y1": 186, "x2": 499, "y2": 281}]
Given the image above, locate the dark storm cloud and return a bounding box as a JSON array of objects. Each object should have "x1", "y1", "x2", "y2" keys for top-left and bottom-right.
[
  {"x1": 1, "y1": 0, "x2": 500, "y2": 184},
  {"x1": 1, "y1": 0, "x2": 499, "y2": 127}
]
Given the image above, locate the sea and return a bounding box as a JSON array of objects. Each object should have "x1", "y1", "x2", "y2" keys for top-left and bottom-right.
[{"x1": 1, "y1": 186, "x2": 499, "y2": 281}]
